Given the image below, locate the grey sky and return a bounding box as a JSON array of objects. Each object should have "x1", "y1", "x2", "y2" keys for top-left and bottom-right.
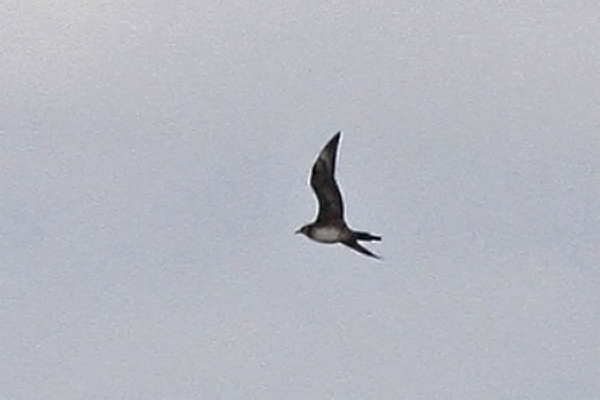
[{"x1": 2, "y1": 1, "x2": 599, "y2": 398}]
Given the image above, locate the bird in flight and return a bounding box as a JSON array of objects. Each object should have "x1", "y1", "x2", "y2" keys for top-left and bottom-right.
[{"x1": 295, "y1": 132, "x2": 381, "y2": 259}]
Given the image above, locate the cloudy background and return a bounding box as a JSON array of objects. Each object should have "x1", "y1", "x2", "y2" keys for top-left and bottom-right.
[{"x1": 2, "y1": 1, "x2": 599, "y2": 398}]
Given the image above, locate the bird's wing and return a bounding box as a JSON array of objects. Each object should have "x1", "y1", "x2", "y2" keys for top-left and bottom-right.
[
  {"x1": 342, "y1": 240, "x2": 381, "y2": 259},
  {"x1": 310, "y1": 132, "x2": 344, "y2": 223}
]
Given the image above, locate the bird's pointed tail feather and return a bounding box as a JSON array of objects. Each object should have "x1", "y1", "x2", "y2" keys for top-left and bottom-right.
[{"x1": 354, "y1": 231, "x2": 381, "y2": 241}]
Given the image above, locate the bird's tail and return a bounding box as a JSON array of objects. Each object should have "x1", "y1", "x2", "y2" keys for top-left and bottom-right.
[{"x1": 354, "y1": 231, "x2": 381, "y2": 241}]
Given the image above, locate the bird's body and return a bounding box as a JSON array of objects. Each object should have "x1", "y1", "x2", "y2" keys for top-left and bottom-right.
[
  {"x1": 296, "y1": 132, "x2": 381, "y2": 259},
  {"x1": 308, "y1": 225, "x2": 346, "y2": 243}
]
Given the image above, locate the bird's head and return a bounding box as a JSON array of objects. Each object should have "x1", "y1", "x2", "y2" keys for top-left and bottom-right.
[{"x1": 294, "y1": 225, "x2": 310, "y2": 236}]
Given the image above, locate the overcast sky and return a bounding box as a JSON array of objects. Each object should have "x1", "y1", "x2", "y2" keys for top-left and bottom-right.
[{"x1": 2, "y1": 1, "x2": 599, "y2": 398}]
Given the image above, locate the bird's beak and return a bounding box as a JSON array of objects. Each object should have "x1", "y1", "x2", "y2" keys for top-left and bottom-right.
[{"x1": 294, "y1": 228, "x2": 301, "y2": 234}]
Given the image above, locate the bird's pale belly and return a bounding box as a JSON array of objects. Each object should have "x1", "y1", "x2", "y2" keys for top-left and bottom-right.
[{"x1": 311, "y1": 226, "x2": 342, "y2": 243}]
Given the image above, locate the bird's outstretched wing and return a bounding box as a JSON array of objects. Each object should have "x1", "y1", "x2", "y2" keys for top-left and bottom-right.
[
  {"x1": 310, "y1": 132, "x2": 344, "y2": 223},
  {"x1": 342, "y1": 239, "x2": 381, "y2": 259}
]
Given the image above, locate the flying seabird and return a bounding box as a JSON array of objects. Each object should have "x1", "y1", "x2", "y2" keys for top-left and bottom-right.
[{"x1": 295, "y1": 132, "x2": 382, "y2": 259}]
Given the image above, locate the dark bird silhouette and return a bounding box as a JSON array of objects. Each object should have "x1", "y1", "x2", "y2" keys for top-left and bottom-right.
[{"x1": 295, "y1": 132, "x2": 381, "y2": 259}]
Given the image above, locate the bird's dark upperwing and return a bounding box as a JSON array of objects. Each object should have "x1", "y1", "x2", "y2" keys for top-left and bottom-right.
[{"x1": 310, "y1": 132, "x2": 344, "y2": 223}]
